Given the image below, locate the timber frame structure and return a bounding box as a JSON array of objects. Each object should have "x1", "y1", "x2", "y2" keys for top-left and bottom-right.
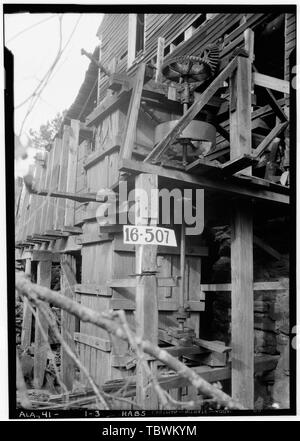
[{"x1": 14, "y1": 10, "x2": 295, "y2": 411}]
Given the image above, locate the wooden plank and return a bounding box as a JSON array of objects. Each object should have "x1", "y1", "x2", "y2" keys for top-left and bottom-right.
[
  {"x1": 145, "y1": 56, "x2": 238, "y2": 162},
  {"x1": 253, "y1": 121, "x2": 289, "y2": 158},
  {"x1": 119, "y1": 63, "x2": 146, "y2": 162},
  {"x1": 110, "y1": 298, "x2": 205, "y2": 312},
  {"x1": 31, "y1": 250, "x2": 61, "y2": 262},
  {"x1": 20, "y1": 259, "x2": 32, "y2": 349},
  {"x1": 35, "y1": 155, "x2": 50, "y2": 235},
  {"x1": 74, "y1": 283, "x2": 112, "y2": 297},
  {"x1": 74, "y1": 332, "x2": 111, "y2": 352},
  {"x1": 119, "y1": 158, "x2": 289, "y2": 205},
  {"x1": 60, "y1": 255, "x2": 77, "y2": 390},
  {"x1": 221, "y1": 154, "x2": 256, "y2": 175},
  {"x1": 200, "y1": 280, "x2": 288, "y2": 292},
  {"x1": 33, "y1": 260, "x2": 51, "y2": 388},
  {"x1": 65, "y1": 120, "x2": 80, "y2": 226},
  {"x1": 155, "y1": 37, "x2": 165, "y2": 82},
  {"x1": 253, "y1": 72, "x2": 290, "y2": 94},
  {"x1": 135, "y1": 173, "x2": 158, "y2": 409},
  {"x1": 84, "y1": 144, "x2": 120, "y2": 170},
  {"x1": 55, "y1": 126, "x2": 70, "y2": 229},
  {"x1": 44, "y1": 138, "x2": 61, "y2": 232},
  {"x1": 230, "y1": 31, "x2": 254, "y2": 409}
]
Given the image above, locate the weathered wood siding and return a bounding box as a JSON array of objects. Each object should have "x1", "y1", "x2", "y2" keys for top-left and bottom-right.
[{"x1": 284, "y1": 13, "x2": 296, "y2": 82}]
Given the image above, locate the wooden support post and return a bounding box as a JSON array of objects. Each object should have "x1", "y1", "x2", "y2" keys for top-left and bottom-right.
[
  {"x1": 135, "y1": 173, "x2": 159, "y2": 409},
  {"x1": 55, "y1": 126, "x2": 70, "y2": 229},
  {"x1": 21, "y1": 259, "x2": 32, "y2": 349},
  {"x1": 60, "y1": 255, "x2": 77, "y2": 390},
  {"x1": 119, "y1": 63, "x2": 146, "y2": 162},
  {"x1": 65, "y1": 120, "x2": 80, "y2": 227},
  {"x1": 230, "y1": 29, "x2": 254, "y2": 408},
  {"x1": 33, "y1": 260, "x2": 51, "y2": 388},
  {"x1": 155, "y1": 37, "x2": 165, "y2": 83}
]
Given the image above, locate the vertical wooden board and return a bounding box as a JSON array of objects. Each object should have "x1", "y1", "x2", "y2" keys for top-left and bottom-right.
[
  {"x1": 156, "y1": 255, "x2": 172, "y2": 300},
  {"x1": 79, "y1": 342, "x2": 86, "y2": 383},
  {"x1": 186, "y1": 256, "x2": 201, "y2": 337},
  {"x1": 40, "y1": 146, "x2": 54, "y2": 233},
  {"x1": 45, "y1": 137, "x2": 62, "y2": 231},
  {"x1": 89, "y1": 346, "x2": 96, "y2": 381},
  {"x1": 21, "y1": 259, "x2": 33, "y2": 348},
  {"x1": 33, "y1": 260, "x2": 52, "y2": 388},
  {"x1": 83, "y1": 344, "x2": 91, "y2": 387},
  {"x1": 65, "y1": 120, "x2": 80, "y2": 226},
  {"x1": 170, "y1": 255, "x2": 181, "y2": 304},
  {"x1": 15, "y1": 184, "x2": 26, "y2": 240},
  {"x1": 34, "y1": 160, "x2": 47, "y2": 235},
  {"x1": 60, "y1": 255, "x2": 77, "y2": 390},
  {"x1": 28, "y1": 162, "x2": 42, "y2": 236},
  {"x1": 231, "y1": 202, "x2": 253, "y2": 408},
  {"x1": 108, "y1": 151, "x2": 119, "y2": 188},
  {"x1": 55, "y1": 127, "x2": 70, "y2": 229},
  {"x1": 135, "y1": 173, "x2": 159, "y2": 409}
]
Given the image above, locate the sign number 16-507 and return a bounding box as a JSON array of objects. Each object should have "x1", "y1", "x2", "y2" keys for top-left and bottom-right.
[{"x1": 123, "y1": 225, "x2": 177, "y2": 247}]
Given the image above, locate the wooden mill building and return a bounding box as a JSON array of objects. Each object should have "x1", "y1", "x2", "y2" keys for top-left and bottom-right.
[{"x1": 15, "y1": 10, "x2": 295, "y2": 410}]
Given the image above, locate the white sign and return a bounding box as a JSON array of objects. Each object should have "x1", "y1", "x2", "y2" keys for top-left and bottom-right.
[{"x1": 123, "y1": 225, "x2": 177, "y2": 247}]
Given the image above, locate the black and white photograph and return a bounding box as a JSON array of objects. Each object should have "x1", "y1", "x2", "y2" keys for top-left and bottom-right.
[{"x1": 1, "y1": 2, "x2": 297, "y2": 423}]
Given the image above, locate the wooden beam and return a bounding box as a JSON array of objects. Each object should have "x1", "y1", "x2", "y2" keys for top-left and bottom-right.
[
  {"x1": 230, "y1": 32, "x2": 254, "y2": 408},
  {"x1": 34, "y1": 260, "x2": 51, "y2": 388},
  {"x1": 44, "y1": 138, "x2": 61, "y2": 232},
  {"x1": 119, "y1": 63, "x2": 146, "y2": 162},
  {"x1": 20, "y1": 259, "x2": 32, "y2": 349},
  {"x1": 55, "y1": 126, "x2": 70, "y2": 229},
  {"x1": 155, "y1": 37, "x2": 165, "y2": 82},
  {"x1": 65, "y1": 119, "x2": 80, "y2": 226},
  {"x1": 119, "y1": 158, "x2": 289, "y2": 205},
  {"x1": 145, "y1": 56, "x2": 238, "y2": 162},
  {"x1": 135, "y1": 173, "x2": 159, "y2": 409},
  {"x1": 200, "y1": 280, "x2": 288, "y2": 292},
  {"x1": 253, "y1": 121, "x2": 289, "y2": 158},
  {"x1": 253, "y1": 72, "x2": 290, "y2": 94},
  {"x1": 61, "y1": 256, "x2": 77, "y2": 390}
]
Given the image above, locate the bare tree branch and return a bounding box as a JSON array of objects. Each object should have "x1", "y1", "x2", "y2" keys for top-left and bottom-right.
[{"x1": 16, "y1": 272, "x2": 244, "y2": 410}]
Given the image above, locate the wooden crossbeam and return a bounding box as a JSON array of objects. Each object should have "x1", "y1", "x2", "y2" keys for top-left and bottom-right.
[
  {"x1": 120, "y1": 158, "x2": 289, "y2": 204},
  {"x1": 253, "y1": 72, "x2": 290, "y2": 94},
  {"x1": 200, "y1": 279, "x2": 288, "y2": 292},
  {"x1": 119, "y1": 63, "x2": 146, "y2": 162},
  {"x1": 230, "y1": 31, "x2": 254, "y2": 409},
  {"x1": 253, "y1": 67, "x2": 288, "y2": 122},
  {"x1": 220, "y1": 154, "x2": 257, "y2": 175},
  {"x1": 144, "y1": 56, "x2": 239, "y2": 162},
  {"x1": 253, "y1": 121, "x2": 289, "y2": 158}
]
